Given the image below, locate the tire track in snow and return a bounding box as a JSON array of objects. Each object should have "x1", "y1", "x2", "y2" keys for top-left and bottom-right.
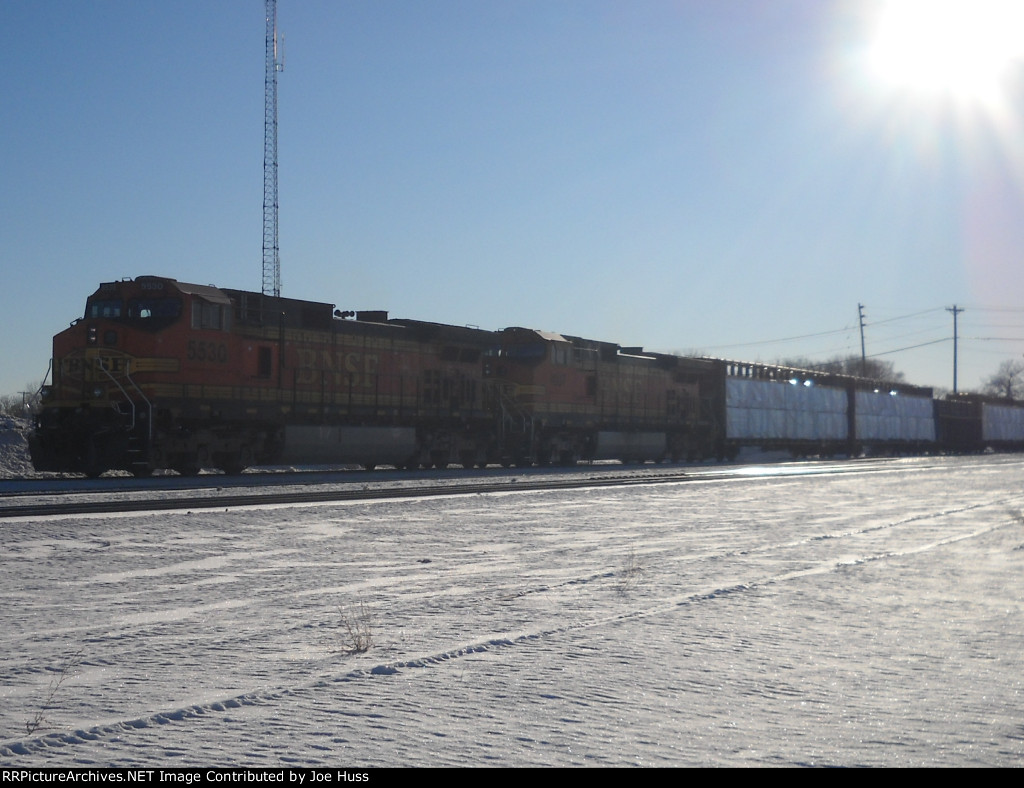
[
  {"x1": 488, "y1": 493, "x2": 1024, "y2": 610},
  {"x1": 723, "y1": 493, "x2": 1024, "y2": 558}
]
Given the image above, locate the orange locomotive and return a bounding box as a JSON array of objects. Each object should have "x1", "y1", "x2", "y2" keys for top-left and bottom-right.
[
  {"x1": 492, "y1": 328, "x2": 716, "y2": 465},
  {"x1": 30, "y1": 276, "x2": 713, "y2": 476}
]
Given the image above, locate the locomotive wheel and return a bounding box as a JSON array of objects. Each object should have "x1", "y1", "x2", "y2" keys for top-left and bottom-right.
[
  {"x1": 173, "y1": 452, "x2": 202, "y2": 476},
  {"x1": 222, "y1": 445, "x2": 255, "y2": 476},
  {"x1": 83, "y1": 441, "x2": 106, "y2": 478}
]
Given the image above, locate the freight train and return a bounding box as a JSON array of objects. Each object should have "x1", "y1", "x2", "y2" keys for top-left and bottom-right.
[{"x1": 28, "y1": 275, "x2": 1024, "y2": 476}]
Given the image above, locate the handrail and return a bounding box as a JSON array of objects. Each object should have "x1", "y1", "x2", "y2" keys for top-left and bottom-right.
[
  {"x1": 34, "y1": 359, "x2": 53, "y2": 405},
  {"x1": 496, "y1": 383, "x2": 532, "y2": 444},
  {"x1": 122, "y1": 360, "x2": 153, "y2": 441},
  {"x1": 96, "y1": 358, "x2": 136, "y2": 431}
]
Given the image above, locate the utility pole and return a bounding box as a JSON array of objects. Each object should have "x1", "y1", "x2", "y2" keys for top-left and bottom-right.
[
  {"x1": 947, "y1": 304, "x2": 964, "y2": 393},
  {"x1": 262, "y1": 0, "x2": 283, "y2": 298},
  {"x1": 858, "y1": 303, "x2": 867, "y2": 377}
]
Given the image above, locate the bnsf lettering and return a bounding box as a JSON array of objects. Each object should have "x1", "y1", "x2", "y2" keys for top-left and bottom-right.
[
  {"x1": 98, "y1": 357, "x2": 124, "y2": 373},
  {"x1": 61, "y1": 355, "x2": 126, "y2": 379},
  {"x1": 187, "y1": 339, "x2": 228, "y2": 363},
  {"x1": 296, "y1": 349, "x2": 379, "y2": 388},
  {"x1": 63, "y1": 357, "x2": 84, "y2": 377}
]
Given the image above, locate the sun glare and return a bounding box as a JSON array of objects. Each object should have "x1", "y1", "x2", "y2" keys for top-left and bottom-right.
[{"x1": 867, "y1": 0, "x2": 1024, "y2": 102}]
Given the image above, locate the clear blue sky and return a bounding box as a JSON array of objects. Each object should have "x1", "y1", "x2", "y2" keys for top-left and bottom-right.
[{"x1": 3, "y1": 0, "x2": 1024, "y2": 400}]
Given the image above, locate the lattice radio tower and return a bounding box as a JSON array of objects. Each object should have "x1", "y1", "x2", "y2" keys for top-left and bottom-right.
[{"x1": 262, "y1": 0, "x2": 283, "y2": 297}]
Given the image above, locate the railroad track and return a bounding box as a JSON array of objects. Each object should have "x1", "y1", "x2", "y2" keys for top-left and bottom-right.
[
  {"x1": 0, "y1": 458, "x2": 906, "y2": 519},
  {"x1": 1, "y1": 472, "x2": 697, "y2": 518}
]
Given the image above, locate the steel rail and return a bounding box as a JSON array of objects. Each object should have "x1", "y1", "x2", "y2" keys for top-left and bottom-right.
[{"x1": 0, "y1": 461, "x2": 905, "y2": 519}]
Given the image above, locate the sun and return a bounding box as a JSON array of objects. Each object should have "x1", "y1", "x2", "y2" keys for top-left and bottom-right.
[{"x1": 866, "y1": 0, "x2": 1024, "y2": 102}]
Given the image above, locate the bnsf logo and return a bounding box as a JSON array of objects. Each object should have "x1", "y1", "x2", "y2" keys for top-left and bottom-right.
[
  {"x1": 295, "y1": 349, "x2": 379, "y2": 388},
  {"x1": 60, "y1": 351, "x2": 131, "y2": 381}
]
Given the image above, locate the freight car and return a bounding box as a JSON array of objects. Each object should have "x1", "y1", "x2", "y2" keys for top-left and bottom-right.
[
  {"x1": 27, "y1": 275, "x2": 1024, "y2": 476},
  {"x1": 711, "y1": 359, "x2": 936, "y2": 459},
  {"x1": 933, "y1": 393, "x2": 1024, "y2": 453}
]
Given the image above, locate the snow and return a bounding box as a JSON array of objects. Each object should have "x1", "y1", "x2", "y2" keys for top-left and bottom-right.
[
  {"x1": 2, "y1": 455, "x2": 1024, "y2": 766},
  {"x1": 0, "y1": 417, "x2": 34, "y2": 478}
]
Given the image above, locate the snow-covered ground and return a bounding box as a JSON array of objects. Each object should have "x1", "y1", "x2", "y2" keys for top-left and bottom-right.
[
  {"x1": 2, "y1": 454, "x2": 1023, "y2": 766},
  {"x1": 0, "y1": 417, "x2": 34, "y2": 478}
]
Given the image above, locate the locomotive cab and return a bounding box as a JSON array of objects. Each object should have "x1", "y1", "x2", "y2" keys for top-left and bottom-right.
[{"x1": 31, "y1": 276, "x2": 231, "y2": 476}]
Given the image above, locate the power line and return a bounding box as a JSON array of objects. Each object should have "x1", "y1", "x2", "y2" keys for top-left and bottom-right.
[
  {"x1": 700, "y1": 324, "x2": 858, "y2": 350},
  {"x1": 866, "y1": 307, "x2": 947, "y2": 326},
  {"x1": 867, "y1": 337, "x2": 950, "y2": 357},
  {"x1": 700, "y1": 304, "x2": 1024, "y2": 369},
  {"x1": 869, "y1": 324, "x2": 951, "y2": 343}
]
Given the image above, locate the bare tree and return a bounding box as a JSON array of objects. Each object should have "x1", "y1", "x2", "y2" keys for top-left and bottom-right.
[
  {"x1": 982, "y1": 359, "x2": 1024, "y2": 400},
  {"x1": 778, "y1": 355, "x2": 905, "y2": 382},
  {"x1": 0, "y1": 381, "x2": 43, "y2": 417}
]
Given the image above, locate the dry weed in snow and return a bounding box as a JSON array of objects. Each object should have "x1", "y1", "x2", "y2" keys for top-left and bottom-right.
[
  {"x1": 338, "y1": 601, "x2": 374, "y2": 654},
  {"x1": 24, "y1": 649, "x2": 82, "y2": 736},
  {"x1": 616, "y1": 546, "x2": 644, "y2": 595}
]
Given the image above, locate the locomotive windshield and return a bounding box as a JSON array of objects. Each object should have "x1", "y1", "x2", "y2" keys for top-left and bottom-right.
[
  {"x1": 87, "y1": 299, "x2": 123, "y2": 320},
  {"x1": 85, "y1": 296, "x2": 182, "y2": 328},
  {"x1": 128, "y1": 298, "x2": 182, "y2": 321}
]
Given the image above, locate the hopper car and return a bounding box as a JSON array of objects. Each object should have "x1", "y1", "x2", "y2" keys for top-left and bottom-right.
[{"x1": 27, "y1": 275, "x2": 1024, "y2": 476}]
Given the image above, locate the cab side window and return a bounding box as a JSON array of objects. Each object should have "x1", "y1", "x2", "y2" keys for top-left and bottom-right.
[
  {"x1": 192, "y1": 300, "x2": 227, "y2": 330},
  {"x1": 258, "y1": 347, "x2": 273, "y2": 378}
]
